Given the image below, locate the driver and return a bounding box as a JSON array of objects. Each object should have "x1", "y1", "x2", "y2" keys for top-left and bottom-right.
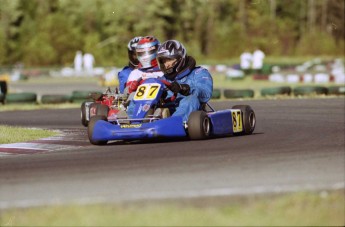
[
  {"x1": 156, "y1": 40, "x2": 213, "y2": 122},
  {"x1": 117, "y1": 36, "x2": 142, "y2": 94},
  {"x1": 124, "y1": 36, "x2": 164, "y2": 117},
  {"x1": 124, "y1": 36, "x2": 164, "y2": 94}
]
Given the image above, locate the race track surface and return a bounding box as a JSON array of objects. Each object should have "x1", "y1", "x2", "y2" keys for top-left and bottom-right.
[{"x1": 0, "y1": 98, "x2": 344, "y2": 208}]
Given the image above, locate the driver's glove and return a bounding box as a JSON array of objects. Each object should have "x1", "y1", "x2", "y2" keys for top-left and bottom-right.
[
  {"x1": 170, "y1": 81, "x2": 190, "y2": 96},
  {"x1": 128, "y1": 77, "x2": 144, "y2": 94}
]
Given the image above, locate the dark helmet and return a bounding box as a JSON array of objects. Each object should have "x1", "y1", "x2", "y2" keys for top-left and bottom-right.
[
  {"x1": 127, "y1": 36, "x2": 142, "y2": 67},
  {"x1": 156, "y1": 40, "x2": 187, "y2": 80},
  {"x1": 135, "y1": 36, "x2": 160, "y2": 69}
]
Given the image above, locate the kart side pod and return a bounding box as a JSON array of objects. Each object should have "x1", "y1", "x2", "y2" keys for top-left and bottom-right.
[{"x1": 206, "y1": 105, "x2": 256, "y2": 136}]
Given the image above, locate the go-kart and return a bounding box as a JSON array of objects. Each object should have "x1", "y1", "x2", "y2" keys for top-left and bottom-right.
[
  {"x1": 80, "y1": 88, "x2": 128, "y2": 127},
  {"x1": 87, "y1": 78, "x2": 256, "y2": 145}
]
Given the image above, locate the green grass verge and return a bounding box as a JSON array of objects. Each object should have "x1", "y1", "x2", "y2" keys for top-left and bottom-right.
[
  {"x1": 0, "y1": 125, "x2": 58, "y2": 144},
  {"x1": 0, "y1": 190, "x2": 343, "y2": 226},
  {"x1": 12, "y1": 76, "x2": 99, "y2": 85},
  {"x1": 0, "y1": 103, "x2": 80, "y2": 112}
]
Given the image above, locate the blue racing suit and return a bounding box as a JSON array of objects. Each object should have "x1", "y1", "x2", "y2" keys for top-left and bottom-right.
[
  {"x1": 117, "y1": 66, "x2": 134, "y2": 93},
  {"x1": 166, "y1": 66, "x2": 213, "y2": 122}
]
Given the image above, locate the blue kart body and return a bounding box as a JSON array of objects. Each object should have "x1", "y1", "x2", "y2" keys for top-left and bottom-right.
[
  {"x1": 91, "y1": 115, "x2": 186, "y2": 141},
  {"x1": 88, "y1": 78, "x2": 255, "y2": 144}
]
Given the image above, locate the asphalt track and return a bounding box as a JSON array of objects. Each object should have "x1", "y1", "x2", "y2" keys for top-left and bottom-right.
[{"x1": 0, "y1": 98, "x2": 344, "y2": 208}]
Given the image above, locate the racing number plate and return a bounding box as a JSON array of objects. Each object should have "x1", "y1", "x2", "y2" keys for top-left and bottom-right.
[
  {"x1": 133, "y1": 83, "x2": 161, "y2": 101},
  {"x1": 231, "y1": 110, "x2": 243, "y2": 133}
]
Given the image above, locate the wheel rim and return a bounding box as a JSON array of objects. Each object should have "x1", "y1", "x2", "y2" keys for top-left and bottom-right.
[
  {"x1": 203, "y1": 117, "x2": 210, "y2": 136},
  {"x1": 249, "y1": 112, "x2": 256, "y2": 129}
]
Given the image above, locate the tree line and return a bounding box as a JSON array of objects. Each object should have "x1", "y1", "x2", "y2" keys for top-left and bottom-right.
[{"x1": 0, "y1": 0, "x2": 344, "y2": 67}]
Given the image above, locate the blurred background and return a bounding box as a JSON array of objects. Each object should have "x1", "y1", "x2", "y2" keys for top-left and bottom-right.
[
  {"x1": 0, "y1": 0, "x2": 344, "y2": 65},
  {"x1": 0, "y1": 0, "x2": 344, "y2": 99}
]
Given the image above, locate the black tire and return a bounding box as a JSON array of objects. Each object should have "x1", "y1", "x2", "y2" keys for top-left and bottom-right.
[
  {"x1": 71, "y1": 90, "x2": 92, "y2": 99},
  {"x1": 81, "y1": 101, "x2": 88, "y2": 127},
  {"x1": 223, "y1": 89, "x2": 254, "y2": 99},
  {"x1": 328, "y1": 86, "x2": 345, "y2": 95},
  {"x1": 0, "y1": 80, "x2": 7, "y2": 95},
  {"x1": 261, "y1": 86, "x2": 292, "y2": 97},
  {"x1": 293, "y1": 86, "x2": 328, "y2": 96},
  {"x1": 5, "y1": 92, "x2": 37, "y2": 104},
  {"x1": 187, "y1": 111, "x2": 211, "y2": 140},
  {"x1": 0, "y1": 93, "x2": 5, "y2": 104},
  {"x1": 232, "y1": 105, "x2": 256, "y2": 135},
  {"x1": 88, "y1": 116, "x2": 108, "y2": 145},
  {"x1": 96, "y1": 104, "x2": 109, "y2": 118},
  {"x1": 71, "y1": 90, "x2": 101, "y2": 103},
  {"x1": 89, "y1": 103, "x2": 101, "y2": 119},
  {"x1": 211, "y1": 88, "x2": 221, "y2": 99},
  {"x1": 40, "y1": 94, "x2": 71, "y2": 104}
]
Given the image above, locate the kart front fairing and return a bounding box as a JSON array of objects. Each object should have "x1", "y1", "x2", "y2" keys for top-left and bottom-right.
[
  {"x1": 91, "y1": 115, "x2": 186, "y2": 141},
  {"x1": 130, "y1": 78, "x2": 166, "y2": 119}
]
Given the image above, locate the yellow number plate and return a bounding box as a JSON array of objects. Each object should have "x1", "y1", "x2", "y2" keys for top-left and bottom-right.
[
  {"x1": 231, "y1": 110, "x2": 243, "y2": 133},
  {"x1": 133, "y1": 83, "x2": 161, "y2": 101}
]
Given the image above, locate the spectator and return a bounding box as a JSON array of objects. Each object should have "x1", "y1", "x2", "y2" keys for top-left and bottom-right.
[
  {"x1": 252, "y1": 48, "x2": 265, "y2": 74},
  {"x1": 74, "y1": 50, "x2": 83, "y2": 75},
  {"x1": 83, "y1": 53, "x2": 95, "y2": 75},
  {"x1": 240, "y1": 50, "x2": 252, "y2": 75}
]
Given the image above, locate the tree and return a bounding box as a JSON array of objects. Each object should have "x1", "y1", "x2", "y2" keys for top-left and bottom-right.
[{"x1": 0, "y1": 0, "x2": 343, "y2": 67}]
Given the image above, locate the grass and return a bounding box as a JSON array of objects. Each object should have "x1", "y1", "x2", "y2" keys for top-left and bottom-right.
[
  {"x1": 0, "y1": 125, "x2": 58, "y2": 144},
  {"x1": 0, "y1": 103, "x2": 80, "y2": 112},
  {"x1": 0, "y1": 190, "x2": 343, "y2": 226},
  {"x1": 13, "y1": 75, "x2": 99, "y2": 85}
]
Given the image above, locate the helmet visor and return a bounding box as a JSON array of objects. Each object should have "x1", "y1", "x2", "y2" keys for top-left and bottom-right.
[{"x1": 136, "y1": 48, "x2": 157, "y2": 57}]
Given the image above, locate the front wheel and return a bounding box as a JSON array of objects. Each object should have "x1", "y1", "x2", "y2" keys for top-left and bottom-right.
[
  {"x1": 88, "y1": 116, "x2": 108, "y2": 145},
  {"x1": 187, "y1": 111, "x2": 210, "y2": 140},
  {"x1": 232, "y1": 105, "x2": 256, "y2": 135}
]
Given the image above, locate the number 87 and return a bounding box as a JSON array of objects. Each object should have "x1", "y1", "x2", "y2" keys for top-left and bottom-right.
[{"x1": 134, "y1": 84, "x2": 160, "y2": 100}]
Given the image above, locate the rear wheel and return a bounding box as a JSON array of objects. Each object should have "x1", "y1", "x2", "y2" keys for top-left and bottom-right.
[
  {"x1": 96, "y1": 104, "x2": 109, "y2": 118},
  {"x1": 88, "y1": 116, "x2": 108, "y2": 145},
  {"x1": 81, "y1": 101, "x2": 89, "y2": 127},
  {"x1": 89, "y1": 103, "x2": 101, "y2": 119},
  {"x1": 187, "y1": 111, "x2": 210, "y2": 140},
  {"x1": 232, "y1": 105, "x2": 256, "y2": 135}
]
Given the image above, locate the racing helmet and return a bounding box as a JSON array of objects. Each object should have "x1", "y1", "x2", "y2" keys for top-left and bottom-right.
[
  {"x1": 127, "y1": 36, "x2": 142, "y2": 67},
  {"x1": 135, "y1": 36, "x2": 160, "y2": 69},
  {"x1": 156, "y1": 40, "x2": 187, "y2": 80}
]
